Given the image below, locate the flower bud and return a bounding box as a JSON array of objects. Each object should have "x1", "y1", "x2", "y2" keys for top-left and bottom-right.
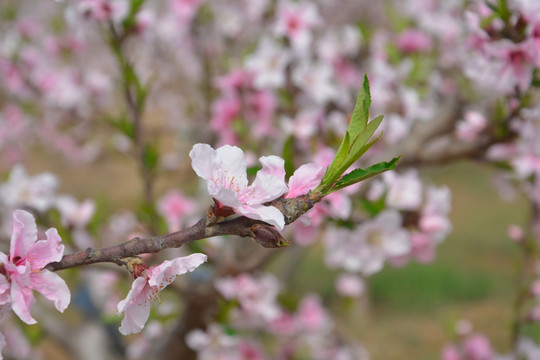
[{"x1": 250, "y1": 224, "x2": 290, "y2": 248}]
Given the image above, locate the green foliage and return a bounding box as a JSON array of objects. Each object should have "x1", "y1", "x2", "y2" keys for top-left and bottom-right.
[
  {"x1": 283, "y1": 136, "x2": 295, "y2": 179},
  {"x1": 107, "y1": 115, "x2": 135, "y2": 140},
  {"x1": 331, "y1": 156, "x2": 401, "y2": 193},
  {"x1": 317, "y1": 75, "x2": 396, "y2": 195},
  {"x1": 370, "y1": 262, "x2": 495, "y2": 312},
  {"x1": 122, "y1": 0, "x2": 146, "y2": 32},
  {"x1": 246, "y1": 165, "x2": 263, "y2": 176},
  {"x1": 143, "y1": 142, "x2": 160, "y2": 173},
  {"x1": 359, "y1": 196, "x2": 387, "y2": 217}
]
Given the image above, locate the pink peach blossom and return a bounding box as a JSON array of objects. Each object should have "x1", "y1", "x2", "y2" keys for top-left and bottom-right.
[
  {"x1": 0, "y1": 210, "x2": 70, "y2": 325},
  {"x1": 190, "y1": 144, "x2": 288, "y2": 229},
  {"x1": 157, "y1": 189, "x2": 196, "y2": 232},
  {"x1": 117, "y1": 253, "x2": 207, "y2": 335}
]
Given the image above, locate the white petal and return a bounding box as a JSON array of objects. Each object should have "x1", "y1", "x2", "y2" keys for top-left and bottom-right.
[
  {"x1": 148, "y1": 253, "x2": 207, "y2": 288},
  {"x1": 237, "y1": 204, "x2": 285, "y2": 230},
  {"x1": 245, "y1": 172, "x2": 288, "y2": 204},
  {"x1": 189, "y1": 143, "x2": 216, "y2": 180},
  {"x1": 117, "y1": 277, "x2": 150, "y2": 335},
  {"x1": 258, "y1": 156, "x2": 286, "y2": 179},
  {"x1": 215, "y1": 145, "x2": 248, "y2": 188}
]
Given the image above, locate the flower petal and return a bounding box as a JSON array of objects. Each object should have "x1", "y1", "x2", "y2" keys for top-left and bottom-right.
[
  {"x1": 148, "y1": 253, "x2": 207, "y2": 289},
  {"x1": 117, "y1": 277, "x2": 150, "y2": 335},
  {"x1": 244, "y1": 172, "x2": 288, "y2": 205},
  {"x1": 285, "y1": 163, "x2": 325, "y2": 198},
  {"x1": 258, "y1": 156, "x2": 286, "y2": 179},
  {"x1": 215, "y1": 145, "x2": 248, "y2": 187},
  {"x1": 30, "y1": 270, "x2": 70, "y2": 313},
  {"x1": 237, "y1": 204, "x2": 285, "y2": 230},
  {"x1": 26, "y1": 228, "x2": 65, "y2": 271},
  {"x1": 189, "y1": 143, "x2": 217, "y2": 180},
  {"x1": 212, "y1": 186, "x2": 243, "y2": 209},
  {"x1": 10, "y1": 280, "x2": 36, "y2": 325},
  {"x1": 0, "y1": 275, "x2": 10, "y2": 306},
  {"x1": 10, "y1": 210, "x2": 37, "y2": 261}
]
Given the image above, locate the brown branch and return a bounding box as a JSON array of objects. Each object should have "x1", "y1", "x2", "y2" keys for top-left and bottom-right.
[{"x1": 46, "y1": 193, "x2": 321, "y2": 272}]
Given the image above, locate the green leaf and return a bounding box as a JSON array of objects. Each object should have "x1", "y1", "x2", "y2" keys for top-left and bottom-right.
[
  {"x1": 320, "y1": 131, "x2": 350, "y2": 188},
  {"x1": 122, "y1": 0, "x2": 146, "y2": 31},
  {"x1": 246, "y1": 165, "x2": 262, "y2": 176},
  {"x1": 331, "y1": 156, "x2": 401, "y2": 193},
  {"x1": 349, "y1": 115, "x2": 383, "y2": 158},
  {"x1": 283, "y1": 136, "x2": 295, "y2": 178},
  {"x1": 107, "y1": 115, "x2": 135, "y2": 140},
  {"x1": 143, "y1": 143, "x2": 160, "y2": 173},
  {"x1": 348, "y1": 74, "x2": 371, "y2": 138},
  {"x1": 330, "y1": 115, "x2": 384, "y2": 181},
  {"x1": 359, "y1": 196, "x2": 386, "y2": 216}
]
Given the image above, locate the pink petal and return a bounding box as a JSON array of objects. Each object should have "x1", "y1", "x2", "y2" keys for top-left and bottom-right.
[
  {"x1": 10, "y1": 210, "x2": 37, "y2": 261},
  {"x1": 30, "y1": 270, "x2": 70, "y2": 312},
  {"x1": 10, "y1": 280, "x2": 36, "y2": 325},
  {"x1": 148, "y1": 253, "x2": 207, "y2": 289},
  {"x1": 117, "y1": 277, "x2": 151, "y2": 335},
  {"x1": 258, "y1": 156, "x2": 286, "y2": 179},
  {"x1": 0, "y1": 275, "x2": 10, "y2": 306},
  {"x1": 26, "y1": 228, "x2": 64, "y2": 271},
  {"x1": 285, "y1": 163, "x2": 325, "y2": 198}
]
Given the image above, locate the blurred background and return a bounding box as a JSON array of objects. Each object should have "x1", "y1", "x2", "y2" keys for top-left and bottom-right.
[{"x1": 1, "y1": 0, "x2": 539, "y2": 359}]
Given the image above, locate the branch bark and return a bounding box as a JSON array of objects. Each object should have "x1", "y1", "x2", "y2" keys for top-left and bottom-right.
[{"x1": 46, "y1": 193, "x2": 321, "y2": 272}]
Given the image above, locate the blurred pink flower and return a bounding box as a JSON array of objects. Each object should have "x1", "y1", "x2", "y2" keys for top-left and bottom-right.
[
  {"x1": 215, "y1": 273, "x2": 281, "y2": 321},
  {"x1": 0, "y1": 165, "x2": 58, "y2": 213},
  {"x1": 0, "y1": 210, "x2": 70, "y2": 325},
  {"x1": 274, "y1": 0, "x2": 322, "y2": 52},
  {"x1": 55, "y1": 195, "x2": 95, "y2": 228},
  {"x1": 463, "y1": 334, "x2": 493, "y2": 360},
  {"x1": 117, "y1": 253, "x2": 207, "y2": 335},
  {"x1": 77, "y1": 0, "x2": 129, "y2": 23},
  {"x1": 456, "y1": 111, "x2": 488, "y2": 142},
  {"x1": 171, "y1": 0, "x2": 203, "y2": 23},
  {"x1": 295, "y1": 294, "x2": 329, "y2": 332},
  {"x1": 441, "y1": 344, "x2": 463, "y2": 360},
  {"x1": 210, "y1": 96, "x2": 241, "y2": 145},
  {"x1": 292, "y1": 61, "x2": 338, "y2": 105},
  {"x1": 325, "y1": 211, "x2": 411, "y2": 276},
  {"x1": 335, "y1": 274, "x2": 365, "y2": 298},
  {"x1": 157, "y1": 189, "x2": 196, "y2": 232},
  {"x1": 507, "y1": 224, "x2": 524, "y2": 242},
  {"x1": 396, "y1": 29, "x2": 433, "y2": 53},
  {"x1": 384, "y1": 170, "x2": 423, "y2": 211},
  {"x1": 190, "y1": 144, "x2": 288, "y2": 229},
  {"x1": 245, "y1": 37, "x2": 290, "y2": 89}
]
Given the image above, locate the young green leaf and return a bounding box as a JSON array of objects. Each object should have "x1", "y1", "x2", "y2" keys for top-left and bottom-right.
[
  {"x1": 330, "y1": 156, "x2": 400, "y2": 192},
  {"x1": 331, "y1": 115, "x2": 384, "y2": 182},
  {"x1": 282, "y1": 136, "x2": 295, "y2": 178},
  {"x1": 347, "y1": 74, "x2": 371, "y2": 138},
  {"x1": 320, "y1": 131, "x2": 350, "y2": 191}
]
